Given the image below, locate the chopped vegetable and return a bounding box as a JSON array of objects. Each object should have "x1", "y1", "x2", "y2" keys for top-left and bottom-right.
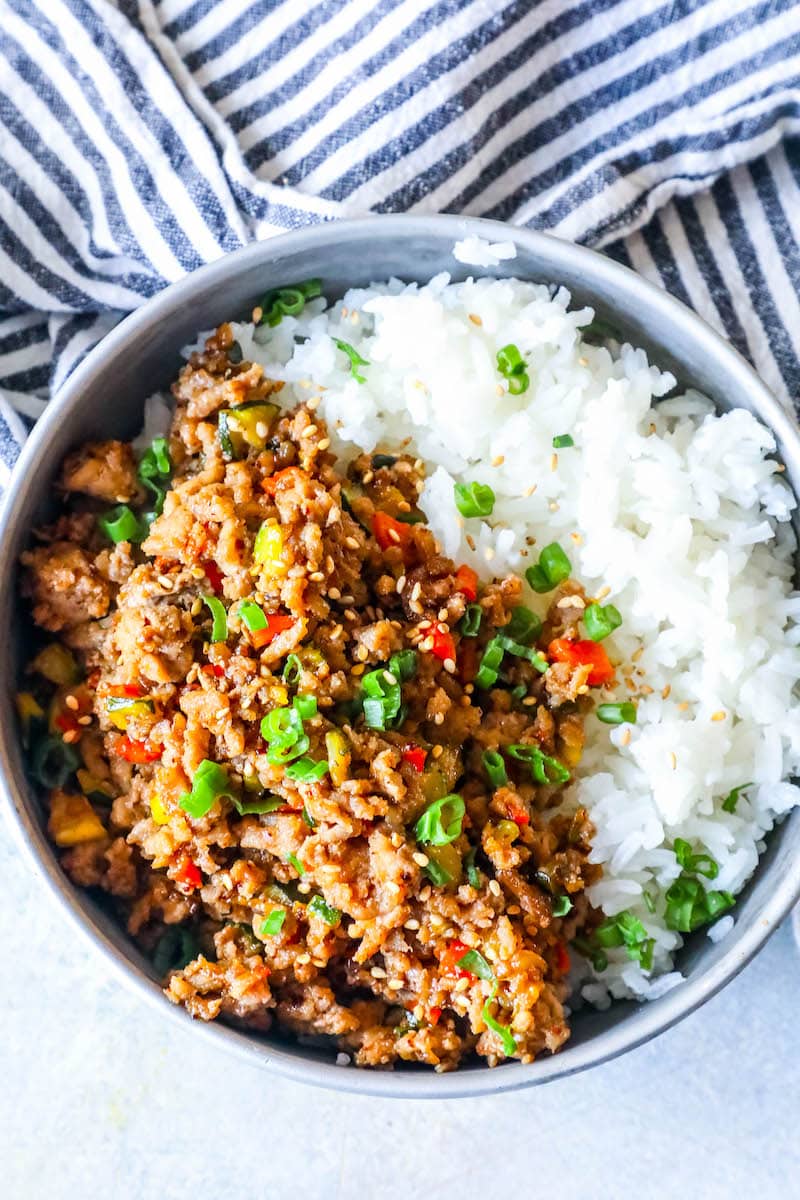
[
  {"x1": 287, "y1": 852, "x2": 306, "y2": 876},
  {"x1": 149, "y1": 793, "x2": 170, "y2": 824},
  {"x1": 48, "y1": 791, "x2": 105, "y2": 847},
  {"x1": 583, "y1": 602, "x2": 622, "y2": 642},
  {"x1": 423, "y1": 841, "x2": 462, "y2": 887},
  {"x1": 30, "y1": 735, "x2": 80, "y2": 788},
  {"x1": 230, "y1": 794, "x2": 285, "y2": 815},
  {"x1": 179, "y1": 759, "x2": 236, "y2": 819},
  {"x1": 202, "y1": 595, "x2": 228, "y2": 643},
  {"x1": 259, "y1": 909, "x2": 287, "y2": 937},
  {"x1": 572, "y1": 936, "x2": 608, "y2": 973},
  {"x1": 117, "y1": 736, "x2": 162, "y2": 764},
  {"x1": 293, "y1": 694, "x2": 317, "y2": 720},
  {"x1": 261, "y1": 706, "x2": 310, "y2": 764},
  {"x1": 474, "y1": 637, "x2": 505, "y2": 689},
  {"x1": 105, "y1": 695, "x2": 155, "y2": 731},
  {"x1": 459, "y1": 603, "x2": 483, "y2": 637},
  {"x1": 414, "y1": 793, "x2": 465, "y2": 846},
  {"x1": 174, "y1": 857, "x2": 202, "y2": 889},
  {"x1": 98, "y1": 504, "x2": 144, "y2": 544},
  {"x1": 496, "y1": 343, "x2": 530, "y2": 394},
  {"x1": 502, "y1": 606, "x2": 541, "y2": 645},
  {"x1": 138, "y1": 436, "x2": 172, "y2": 521},
  {"x1": 307, "y1": 895, "x2": 342, "y2": 926},
  {"x1": 482, "y1": 982, "x2": 516, "y2": 1055},
  {"x1": 552, "y1": 434, "x2": 574, "y2": 448},
  {"x1": 673, "y1": 838, "x2": 719, "y2": 880},
  {"x1": 552, "y1": 895, "x2": 573, "y2": 917},
  {"x1": 429, "y1": 628, "x2": 456, "y2": 664},
  {"x1": 31, "y1": 643, "x2": 80, "y2": 686},
  {"x1": 497, "y1": 634, "x2": 548, "y2": 672},
  {"x1": 482, "y1": 749, "x2": 507, "y2": 789},
  {"x1": 372, "y1": 511, "x2": 413, "y2": 554},
  {"x1": 454, "y1": 563, "x2": 479, "y2": 601},
  {"x1": 390, "y1": 650, "x2": 418, "y2": 681},
  {"x1": 547, "y1": 637, "x2": 614, "y2": 686},
  {"x1": 664, "y1": 875, "x2": 734, "y2": 932},
  {"x1": 594, "y1": 909, "x2": 654, "y2": 970},
  {"x1": 596, "y1": 702, "x2": 637, "y2": 725},
  {"x1": 722, "y1": 782, "x2": 753, "y2": 813},
  {"x1": 253, "y1": 520, "x2": 289, "y2": 579},
  {"x1": 283, "y1": 654, "x2": 302, "y2": 685},
  {"x1": 507, "y1": 743, "x2": 570, "y2": 785},
  {"x1": 218, "y1": 402, "x2": 280, "y2": 459},
  {"x1": 152, "y1": 927, "x2": 199, "y2": 975},
  {"x1": 362, "y1": 667, "x2": 402, "y2": 730},
  {"x1": 454, "y1": 481, "x2": 495, "y2": 519},
  {"x1": 464, "y1": 846, "x2": 481, "y2": 888},
  {"x1": 260, "y1": 278, "x2": 321, "y2": 326},
  {"x1": 326, "y1": 729, "x2": 351, "y2": 785},
  {"x1": 285, "y1": 757, "x2": 329, "y2": 782},
  {"x1": 455, "y1": 948, "x2": 494, "y2": 981},
  {"x1": 402, "y1": 743, "x2": 427, "y2": 773},
  {"x1": 334, "y1": 338, "x2": 369, "y2": 383},
  {"x1": 525, "y1": 542, "x2": 571, "y2": 592}
]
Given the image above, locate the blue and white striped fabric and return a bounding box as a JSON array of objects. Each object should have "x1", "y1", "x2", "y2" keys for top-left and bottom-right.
[{"x1": 1, "y1": 0, "x2": 800, "y2": 484}]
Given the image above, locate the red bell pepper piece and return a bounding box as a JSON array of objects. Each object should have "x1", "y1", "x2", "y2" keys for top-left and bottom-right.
[
  {"x1": 250, "y1": 612, "x2": 295, "y2": 649},
  {"x1": 428, "y1": 1006, "x2": 442, "y2": 1026},
  {"x1": 440, "y1": 938, "x2": 475, "y2": 979},
  {"x1": 454, "y1": 564, "x2": 478, "y2": 601},
  {"x1": 202, "y1": 560, "x2": 224, "y2": 596},
  {"x1": 430, "y1": 627, "x2": 456, "y2": 663},
  {"x1": 508, "y1": 804, "x2": 530, "y2": 826},
  {"x1": 554, "y1": 942, "x2": 571, "y2": 974},
  {"x1": 262, "y1": 467, "x2": 309, "y2": 496},
  {"x1": 117, "y1": 736, "x2": 162, "y2": 764},
  {"x1": 372, "y1": 511, "x2": 413, "y2": 554},
  {"x1": 401, "y1": 743, "x2": 427, "y2": 772},
  {"x1": 174, "y1": 856, "x2": 202, "y2": 890},
  {"x1": 548, "y1": 637, "x2": 614, "y2": 686}
]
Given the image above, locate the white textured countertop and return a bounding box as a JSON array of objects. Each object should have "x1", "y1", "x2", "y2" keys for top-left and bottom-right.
[{"x1": 3, "y1": 810, "x2": 798, "y2": 1199}]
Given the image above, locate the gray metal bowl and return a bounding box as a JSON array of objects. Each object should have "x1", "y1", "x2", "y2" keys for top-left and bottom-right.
[{"x1": 1, "y1": 215, "x2": 799, "y2": 1099}]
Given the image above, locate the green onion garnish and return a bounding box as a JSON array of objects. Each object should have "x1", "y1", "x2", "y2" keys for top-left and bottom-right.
[
  {"x1": 596, "y1": 702, "x2": 637, "y2": 725},
  {"x1": 179, "y1": 760, "x2": 236, "y2": 819},
  {"x1": 497, "y1": 634, "x2": 548, "y2": 672},
  {"x1": 525, "y1": 542, "x2": 571, "y2": 593},
  {"x1": 293, "y1": 694, "x2": 318, "y2": 720},
  {"x1": 260, "y1": 278, "x2": 322, "y2": 327},
  {"x1": 464, "y1": 846, "x2": 481, "y2": 888},
  {"x1": 664, "y1": 875, "x2": 734, "y2": 933},
  {"x1": 459, "y1": 603, "x2": 483, "y2": 637},
  {"x1": 496, "y1": 343, "x2": 530, "y2": 395},
  {"x1": 231, "y1": 794, "x2": 284, "y2": 815},
  {"x1": 285, "y1": 757, "x2": 329, "y2": 782},
  {"x1": 456, "y1": 948, "x2": 494, "y2": 981},
  {"x1": 502, "y1": 606, "x2": 542, "y2": 645},
  {"x1": 474, "y1": 637, "x2": 506, "y2": 689},
  {"x1": 552, "y1": 434, "x2": 574, "y2": 449},
  {"x1": 673, "y1": 838, "x2": 719, "y2": 880},
  {"x1": 30, "y1": 734, "x2": 80, "y2": 788},
  {"x1": 722, "y1": 782, "x2": 753, "y2": 813},
  {"x1": 152, "y1": 927, "x2": 198, "y2": 976},
  {"x1": 552, "y1": 895, "x2": 573, "y2": 917},
  {"x1": 482, "y1": 749, "x2": 508, "y2": 789},
  {"x1": 307, "y1": 895, "x2": 341, "y2": 926},
  {"x1": 334, "y1": 338, "x2": 369, "y2": 383},
  {"x1": 583, "y1": 602, "x2": 622, "y2": 642},
  {"x1": 287, "y1": 852, "x2": 305, "y2": 876},
  {"x1": 414, "y1": 794, "x2": 465, "y2": 846},
  {"x1": 594, "y1": 910, "x2": 654, "y2": 970},
  {"x1": 302, "y1": 806, "x2": 316, "y2": 829},
  {"x1": 572, "y1": 937, "x2": 608, "y2": 973},
  {"x1": 482, "y1": 981, "x2": 516, "y2": 1056},
  {"x1": 138, "y1": 436, "x2": 172, "y2": 524},
  {"x1": 283, "y1": 654, "x2": 302, "y2": 685},
  {"x1": 203, "y1": 595, "x2": 228, "y2": 642},
  {"x1": 453, "y1": 481, "x2": 495, "y2": 518},
  {"x1": 259, "y1": 909, "x2": 287, "y2": 936},
  {"x1": 507, "y1": 743, "x2": 570, "y2": 785},
  {"x1": 390, "y1": 649, "x2": 418, "y2": 682},
  {"x1": 643, "y1": 889, "x2": 656, "y2": 914},
  {"x1": 98, "y1": 504, "x2": 144, "y2": 544},
  {"x1": 238, "y1": 599, "x2": 268, "y2": 633},
  {"x1": 362, "y1": 667, "x2": 403, "y2": 730},
  {"x1": 261, "y1": 706, "x2": 309, "y2": 765}
]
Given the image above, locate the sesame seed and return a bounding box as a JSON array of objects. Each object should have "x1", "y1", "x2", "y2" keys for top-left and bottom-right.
[
  {"x1": 496, "y1": 384, "x2": 505, "y2": 397},
  {"x1": 432, "y1": 744, "x2": 443, "y2": 759},
  {"x1": 662, "y1": 684, "x2": 671, "y2": 699},
  {"x1": 341, "y1": 595, "x2": 355, "y2": 604},
  {"x1": 454, "y1": 977, "x2": 471, "y2": 993},
  {"x1": 438, "y1": 607, "x2": 449, "y2": 621},
  {"x1": 304, "y1": 424, "x2": 318, "y2": 438},
  {"x1": 328, "y1": 587, "x2": 341, "y2": 600},
  {"x1": 390, "y1": 832, "x2": 403, "y2": 848},
  {"x1": 214, "y1": 708, "x2": 228, "y2": 720},
  {"x1": 309, "y1": 571, "x2": 325, "y2": 583},
  {"x1": 252, "y1": 306, "x2": 263, "y2": 323},
  {"x1": 412, "y1": 851, "x2": 429, "y2": 868},
  {"x1": 522, "y1": 696, "x2": 536, "y2": 706},
  {"x1": 550, "y1": 453, "x2": 558, "y2": 471},
  {"x1": 433, "y1": 713, "x2": 445, "y2": 725},
  {"x1": 318, "y1": 437, "x2": 331, "y2": 451},
  {"x1": 578, "y1": 356, "x2": 589, "y2": 367},
  {"x1": 77, "y1": 715, "x2": 92, "y2": 726},
  {"x1": 620, "y1": 727, "x2": 632, "y2": 747},
  {"x1": 443, "y1": 658, "x2": 456, "y2": 674},
  {"x1": 362, "y1": 471, "x2": 374, "y2": 484},
  {"x1": 62, "y1": 731, "x2": 79, "y2": 744},
  {"x1": 387, "y1": 979, "x2": 404, "y2": 991},
  {"x1": 570, "y1": 532, "x2": 583, "y2": 545},
  {"x1": 594, "y1": 585, "x2": 611, "y2": 601},
  {"x1": 255, "y1": 422, "x2": 268, "y2": 439},
  {"x1": 669, "y1": 751, "x2": 677, "y2": 770},
  {"x1": 296, "y1": 953, "x2": 311, "y2": 965},
  {"x1": 468, "y1": 313, "x2": 482, "y2": 326},
  {"x1": 507, "y1": 904, "x2": 521, "y2": 916},
  {"x1": 396, "y1": 575, "x2": 406, "y2": 594},
  {"x1": 307, "y1": 396, "x2": 320, "y2": 410},
  {"x1": 383, "y1": 670, "x2": 398, "y2": 685},
  {"x1": 65, "y1": 695, "x2": 79, "y2": 711},
  {"x1": 191, "y1": 598, "x2": 203, "y2": 616},
  {"x1": 404, "y1": 918, "x2": 420, "y2": 931},
  {"x1": 298, "y1": 882, "x2": 312, "y2": 895},
  {"x1": 466, "y1": 534, "x2": 476, "y2": 551},
  {"x1": 355, "y1": 644, "x2": 369, "y2": 662},
  {"x1": 549, "y1": 501, "x2": 559, "y2": 512},
  {"x1": 429, "y1": 913, "x2": 445, "y2": 928},
  {"x1": 419, "y1": 886, "x2": 432, "y2": 902},
  {"x1": 411, "y1": 582, "x2": 422, "y2": 602},
  {"x1": 350, "y1": 312, "x2": 359, "y2": 324},
  {"x1": 190, "y1": 566, "x2": 205, "y2": 579},
  {"x1": 484, "y1": 546, "x2": 495, "y2": 562},
  {"x1": 347, "y1": 924, "x2": 360, "y2": 937},
  {"x1": 157, "y1": 575, "x2": 173, "y2": 590},
  {"x1": 489, "y1": 879, "x2": 502, "y2": 897},
  {"x1": 639, "y1": 685, "x2": 653, "y2": 696},
  {"x1": 775, "y1": 463, "x2": 786, "y2": 473},
  {"x1": 711, "y1": 710, "x2": 726, "y2": 722},
  {"x1": 523, "y1": 483, "x2": 538, "y2": 497},
  {"x1": 492, "y1": 455, "x2": 505, "y2": 467},
  {"x1": 345, "y1": 536, "x2": 360, "y2": 550},
  {"x1": 371, "y1": 966, "x2": 387, "y2": 979}
]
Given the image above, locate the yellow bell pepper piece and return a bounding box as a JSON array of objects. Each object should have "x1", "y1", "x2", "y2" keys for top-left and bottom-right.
[
  {"x1": 16, "y1": 691, "x2": 44, "y2": 727},
  {"x1": 31, "y1": 643, "x2": 80, "y2": 686},
  {"x1": 325, "y1": 730, "x2": 351, "y2": 787},
  {"x1": 76, "y1": 769, "x2": 114, "y2": 802},
  {"x1": 48, "y1": 791, "x2": 106, "y2": 847},
  {"x1": 253, "y1": 519, "x2": 290, "y2": 581},
  {"x1": 105, "y1": 697, "x2": 154, "y2": 731},
  {"x1": 149, "y1": 793, "x2": 170, "y2": 825}
]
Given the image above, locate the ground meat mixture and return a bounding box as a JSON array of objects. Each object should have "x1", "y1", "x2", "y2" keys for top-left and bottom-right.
[{"x1": 19, "y1": 324, "x2": 605, "y2": 1071}]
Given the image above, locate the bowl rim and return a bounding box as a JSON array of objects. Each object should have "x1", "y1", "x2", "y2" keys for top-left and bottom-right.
[{"x1": 2, "y1": 212, "x2": 799, "y2": 1099}]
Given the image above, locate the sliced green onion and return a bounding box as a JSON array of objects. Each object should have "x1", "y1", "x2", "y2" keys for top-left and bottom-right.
[
  {"x1": 552, "y1": 895, "x2": 573, "y2": 917},
  {"x1": 361, "y1": 668, "x2": 402, "y2": 730},
  {"x1": 596, "y1": 702, "x2": 637, "y2": 725},
  {"x1": 179, "y1": 760, "x2": 235, "y2": 819},
  {"x1": 202, "y1": 595, "x2": 228, "y2": 643},
  {"x1": 482, "y1": 749, "x2": 508, "y2": 789},
  {"x1": 105, "y1": 695, "x2": 155, "y2": 714},
  {"x1": 459, "y1": 604, "x2": 483, "y2": 637},
  {"x1": 474, "y1": 636, "x2": 505, "y2": 689},
  {"x1": 287, "y1": 852, "x2": 305, "y2": 876},
  {"x1": 584, "y1": 602, "x2": 622, "y2": 642},
  {"x1": 307, "y1": 895, "x2": 341, "y2": 926},
  {"x1": 140, "y1": 436, "x2": 171, "y2": 479},
  {"x1": 30, "y1": 734, "x2": 80, "y2": 788},
  {"x1": 572, "y1": 937, "x2": 608, "y2": 973},
  {"x1": 424, "y1": 857, "x2": 454, "y2": 887},
  {"x1": 333, "y1": 338, "x2": 369, "y2": 383},
  {"x1": 389, "y1": 649, "x2": 418, "y2": 682},
  {"x1": 261, "y1": 706, "x2": 309, "y2": 764},
  {"x1": 285, "y1": 757, "x2": 329, "y2": 782},
  {"x1": 260, "y1": 279, "x2": 322, "y2": 326},
  {"x1": 414, "y1": 794, "x2": 465, "y2": 846},
  {"x1": 293, "y1": 694, "x2": 318, "y2": 720},
  {"x1": 98, "y1": 504, "x2": 144, "y2": 544},
  {"x1": 231, "y1": 794, "x2": 284, "y2": 815},
  {"x1": 464, "y1": 846, "x2": 481, "y2": 888},
  {"x1": 283, "y1": 654, "x2": 302, "y2": 685},
  {"x1": 552, "y1": 434, "x2": 575, "y2": 449},
  {"x1": 673, "y1": 838, "x2": 719, "y2": 880},
  {"x1": 497, "y1": 635, "x2": 548, "y2": 673},
  {"x1": 152, "y1": 927, "x2": 198, "y2": 976},
  {"x1": 722, "y1": 782, "x2": 753, "y2": 814},
  {"x1": 302, "y1": 806, "x2": 316, "y2": 829},
  {"x1": 664, "y1": 875, "x2": 734, "y2": 932},
  {"x1": 507, "y1": 743, "x2": 570, "y2": 785},
  {"x1": 502, "y1": 606, "x2": 541, "y2": 645},
  {"x1": 453, "y1": 481, "x2": 495, "y2": 519},
  {"x1": 482, "y1": 982, "x2": 516, "y2": 1056},
  {"x1": 525, "y1": 543, "x2": 571, "y2": 593},
  {"x1": 507, "y1": 373, "x2": 529, "y2": 395},
  {"x1": 594, "y1": 909, "x2": 654, "y2": 970},
  {"x1": 456, "y1": 948, "x2": 494, "y2": 981},
  {"x1": 643, "y1": 889, "x2": 657, "y2": 914},
  {"x1": 259, "y1": 909, "x2": 286, "y2": 936},
  {"x1": 496, "y1": 344, "x2": 530, "y2": 396},
  {"x1": 238, "y1": 599, "x2": 268, "y2": 632}
]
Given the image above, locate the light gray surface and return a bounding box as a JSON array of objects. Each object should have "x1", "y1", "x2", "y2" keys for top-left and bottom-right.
[
  {"x1": 3, "y1": 802, "x2": 797, "y2": 1198},
  {"x1": 2, "y1": 217, "x2": 800, "y2": 1098}
]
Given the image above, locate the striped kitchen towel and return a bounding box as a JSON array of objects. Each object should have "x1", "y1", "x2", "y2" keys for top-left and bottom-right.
[{"x1": 1, "y1": 0, "x2": 800, "y2": 481}]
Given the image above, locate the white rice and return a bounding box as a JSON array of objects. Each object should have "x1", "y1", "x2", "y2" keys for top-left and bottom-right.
[{"x1": 184, "y1": 261, "x2": 800, "y2": 1003}]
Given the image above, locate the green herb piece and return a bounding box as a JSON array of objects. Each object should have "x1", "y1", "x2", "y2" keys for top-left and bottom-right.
[
  {"x1": 261, "y1": 706, "x2": 309, "y2": 765},
  {"x1": 673, "y1": 838, "x2": 719, "y2": 880},
  {"x1": 282, "y1": 654, "x2": 302, "y2": 685},
  {"x1": 722, "y1": 782, "x2": 753, "y2": 814},
  {"x1": 138, "y1": 437, "x2": 172, "y2": 522},
  {"x1": 482, "y1": 982, "x2": 516, "y2": 1056},
  {"x1": 507, "y1": 743, "x2": 570, "y2": 785},
  {"x1": 584, "y1": 602, "x2": 622, "y2": 642},
  {"x1": 525, "y1": 542, "x2": 571, "y2": 593},
  {"x1": 260, "y1": 278, "x2": 322, "y2": 326},
  {"x1": 231, "y1": 794, "x2": 284, "y2": 816},
  {"x1": 510, "y1": 684, "x2": 527, "y2": 702},
  {"x1": 594, "y1": 910, "x2": 654, "y2": 970},
  {"x1": 105, "y1": 695, "x2": 154, "y2": 715},
  {"x1": 456, "y1": 949, "x2": 494, "y2": 981},
  {"x1": 238, "y1": 599, "x2": 268, "y2": 632},
  {"x1": 30, "y1": 734, "x2": 80, "y2": 788},
  {"x1": 285, "y1": 757, "x2": 329, "y2": 782},
  {"x1": 596, "y1": 702, "x2": 637, "y2": 725},
  {"x1": 202, "y1": 595, "x2": 228, "y2": 643},
  {"x1": 497, "y1": 634, "x2": 548, "y2": 672},
  {"x1": 333, "y1": 338, "x2": 369, "y2": 383},
  {"x1": 302, "y1": 806, "x2": 316, "y2": 829},
  {"x1": 552, "y1": 434, "x2": 575, "y2": 449},
  {"x1": 482, "y1": 749, "x2": 508, "y2": 789},
  {"x1": 414, "y1": 794, "x2": 465, "y2": 846},
  {"x1": 389, "y1": 649, "x2": 418, "y2": 682},
  {"x1": 179, "y1": 760, "x2": 236, "y2": 819},
  {"x1": 293, "y1": 694, "x2": 318, "y2": 720},
  {"x1": 464, "y1": 846, "x2": 481, "y2": 888},
  {"x1": 643, "y1": 889, "x2": 656, "y2": 914},
  {"x1": 396, "y1": 510, "x2": 427, "y2": 525},
  {"x1": 496, "y1": 343, "x2": 530, "y2": 395},
  {"x1": 474, "y1": 636, "x2": 506, "y2": 689},
  {"x1": 502, "y1": 606, "x2": 542, "y2": 645},
  {"x1": 424, "y1": 857, "x2": 454, "y2": 887},
  {"x1": 259, "y1": 909, "x2": 287, "y2": 937},
  {"x1": 307, "y1": 895, "x2": 342, "y2": 926},
  {"x1": 552, "y1": 895, "x2": 573, "y2": 917},
  {"x1": 361, "y1": 667, "x2": 402, "y2": 731},
  {"x1": 453, "y1": 481, "x2": 495, "y2": 519},
  {"x1": 98, "y1": 504, "x2": 145, "y2": 544},
  {"x1": 572, "y1": 937, "x2": 608, "y2": 973},
  {"x1": 287, "y1": 852, "x2": 305, "y2": 876},
  {"x1": 664, "y1": 875, "x2": 734, "y2": 932},
  {"x1": 459, "y1": 603, "x2": 483, "y2": 637},
  {"x1": 152, "y1": 927, "x2": 198, "y2": 976}
]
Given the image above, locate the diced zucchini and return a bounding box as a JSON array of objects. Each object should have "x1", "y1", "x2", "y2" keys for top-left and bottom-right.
[
  {"x1": 31, "y1": 643, "x2": 80, "y2": 686},
  {"x1": 218, "y1": 402, "x2": 280, "y2": 459},
  {"x1": 48, "y1": 791, "x2": 106, "y2": 846},
  {"x1": 325, "y1": 729, "x2": 351, "y2": 786}
]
